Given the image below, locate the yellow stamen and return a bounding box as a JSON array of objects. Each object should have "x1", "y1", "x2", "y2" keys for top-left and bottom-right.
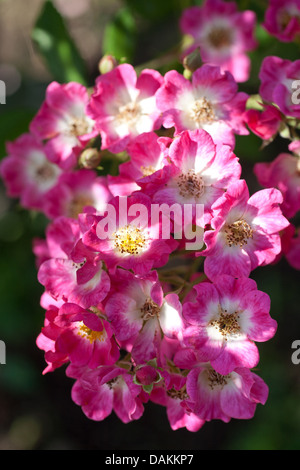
[
  {"x1": 210, "y1": 305, "x2": 241, "y2": 340},
  {"x1": 114, "y1": 225, "x2": 148, "y2": 255},
  {"x1": 78, "y1": 323, "x2": 106, "y2": 343}
]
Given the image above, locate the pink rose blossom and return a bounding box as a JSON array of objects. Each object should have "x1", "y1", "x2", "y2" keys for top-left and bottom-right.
[
  {"x1": 37, "y1": 217, "x2": 111, "y2": 309},
  {"x1": 81, "y1": 192, "x2": 178, "y2": 276},
  {"x1": 70, "y1": 365, "x2": 145, "y2": 423},
  {"x1": 156, "y1": 65, "x2": 249, "y2": 147},
  {"x1": 0, "y1": 133, "x2": 61, "y2": 213},
  {"x1": 36, "y1": 305, "x2": 67, "y2": 374},
  {"x1": 87, "y1": 64, "x2": 163, "y2": 153},
  {"x1": 246, "y1": 104, "x2": 282, "y2": 141},
  {"x1": 37, "y1": 303, "x2": 119, "y2": 372},
  {"x1": 104, "y1": 269, "x2": 184, "y2": 364},
  {"x1": 185, "y1": 365, "x2": 269, "y2": 422},
  {"x1": 259, "y1": 56, "x2": 300, "y2": 118},
  {"x1": 107, "y1": 132, "x2": 172, "y2": 197},
  {"x1": 254, "y1": 153, "x2": 300, "y2": 219},
  {"x1": 182, "y1": 275, "x2": 277, "y2": 375},
  {"x1": 150, "y1": 371, "x2": 205, "y2": 432},
  {"x1": 30, "y1": 81, "x2": 97, "y2": 169},
  {"x1": 180, "y1": 0, "x2": 257, "y2": 82},
  {"x1": 201, "y1": 179, "x2": 290, "y2": 279},
  {"x1": 44, "y1": 169, "x2": 113, "y2": 219},
  {"x1": 263, "y1": 0, "x2": 300, "y2": 42},
  {"x1": 142, "y1": 129, "x2": 241, "y2": 226}
]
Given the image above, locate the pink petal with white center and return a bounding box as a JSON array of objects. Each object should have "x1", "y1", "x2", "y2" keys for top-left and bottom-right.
[
  {"x1": 131, "y1": 319, "x2": 158, "y2": 364},
  {"x1": 168, "y1": 129, "x2": 216, "y2": 172},
  {"x1": 105, "y1": 292, "x2": 144, "y2": 341},
  {"x1": 45, "y1": 134, "x2": 80, "y2": 169},
  {"x1": 201, "y1": 120, "x2": 236, "y2": 148},
  {"x1": 38, "y1": 258, "x2": 110, "y2": 308},
  {"x1": 210, "y1": 338, "x2": 259, "y2": 375},
  {"x1": 246, "y1": 230, "x2": 282, "y2": 269},
  {"x1": 136, "y1": 68, "x2": 164, "y2": 98},
  {"x1": 200, "y1": 143, "x2": 241, "y2": 187},
  {"x1": 112, "y1": 374, "x2": 144, "y2": 423},
  {"x1": 186, "y1": 368, "x2": 230, "y2": 422},
  {"x1": 71, "y1": 377, "x2": 113, "y2": 421},
  {"x1": 219, "y1": 372, "x2": 257, "y2": 420},
  {"x1": 156, "y1": 70, "x2": 193, "y2": 113},
  {"x1": 166, "y1": 401, "x2": 204, "y2": 432},
  {"x1": 44, "y1": 81, "x2": 89, "y2": 114},
  {"x1": 212, "y1": 274, "x2": 258, "y2": 301},
  {"x1": 246, "y1": 188, "x2": 289, "y2": 234},
  {"x1": 203, "y1": 240, "x2": 252, "y2": 279},
  {"x1": 183, "y1": 282, "x2": 219, "y2": 325},
  {"x1": 192, "y1": 64, "x2": 238, "y2": 103}
]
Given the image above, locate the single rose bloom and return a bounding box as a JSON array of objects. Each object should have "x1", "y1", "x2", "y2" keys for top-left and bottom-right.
[
  {"x1": 156, "y1": 65, "x2": 249, "y2": 148},
  {"x1": 259, "y1": 56, "x2": 300, "y2": 119},
  {"x1": 0, "y1": 133, "x2": 62, "y2": 213},
  {"x1": 180, "y1": 0, "x2": 257, "y2": 82},
  {"x1": 30, "y1": 81, "x2": 97, "y2": 169},
  {"x1": 87, "y1": 64, "x2": 163, "y2": 153},
  {"x1": 201, "y1": 179, "x2": 290, "y2": 279},
  {"x1": 263, "y1": 0, "x2": 300, "y2": 43},
  {"x1": 182, "y1": 275, "x2": 277, "y2": 375}
]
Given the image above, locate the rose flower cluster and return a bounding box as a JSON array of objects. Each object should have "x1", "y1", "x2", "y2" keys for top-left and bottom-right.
[{"x1": 1, "y1": 0, "x2": 299, "y2": 431}]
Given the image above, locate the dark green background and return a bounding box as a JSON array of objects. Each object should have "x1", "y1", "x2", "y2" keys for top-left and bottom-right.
[{"x1": 0, "y1": 0, "x2": 299, "y2": 450}]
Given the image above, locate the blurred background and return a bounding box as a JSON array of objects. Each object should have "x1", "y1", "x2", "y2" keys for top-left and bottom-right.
[{"x1": 0, "y1": 0, "x2": 299, "y2": 450}]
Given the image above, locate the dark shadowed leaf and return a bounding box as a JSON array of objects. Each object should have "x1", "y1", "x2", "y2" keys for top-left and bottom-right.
[{"x1": 31, "y1": 0, "x2": 87, "y2": 85}]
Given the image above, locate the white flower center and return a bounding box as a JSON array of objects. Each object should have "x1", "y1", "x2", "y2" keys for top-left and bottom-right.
[
  {"x1": 68, "y1": 116, "x2": 92, "y2": 136},
  {"x1": 210, "y1": 304, "x2": 241, "y2": 340},
  {"x1": 190, "y1": 97, "x2": 215, "y2": 126},
  {"x1": 116, "y1": 102, "x2": 141, "y2": 125}
]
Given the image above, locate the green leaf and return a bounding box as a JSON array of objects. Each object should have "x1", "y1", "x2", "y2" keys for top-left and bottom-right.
[
  {"x1": 102, "y1": 7, "x2": 137, "y2": 63},
  {"x1": 31, "y1": 0, "x2": 87, "y2": 85},
  {"x1": 0, "y1": 109, "x2": 36, "y2": 158},
  {"x1": 124, "y1": 0, "x2": 191, "y2": 20}
]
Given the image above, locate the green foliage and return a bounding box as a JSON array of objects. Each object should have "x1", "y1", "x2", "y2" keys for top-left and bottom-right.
[
  {"x1": 31, "y1": 0, "x2": 87, "y2": 85},
  {"x1": 0, "y1": 109, "x2": 35, "y2": 159},
  {"x1": 124, "y1": 0, "x2": 191, "y2": 21},
  {"x1": 102, "y1": 7, "x2": 137, "y2": 63}
]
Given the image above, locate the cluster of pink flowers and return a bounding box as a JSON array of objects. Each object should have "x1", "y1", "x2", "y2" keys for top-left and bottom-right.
[
  {"x1": 1, "y1": 0, "x2": 299, "y2": 432},
  {"x1": 249, "y1": 56, "x2": 300, "y2": 271}
]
